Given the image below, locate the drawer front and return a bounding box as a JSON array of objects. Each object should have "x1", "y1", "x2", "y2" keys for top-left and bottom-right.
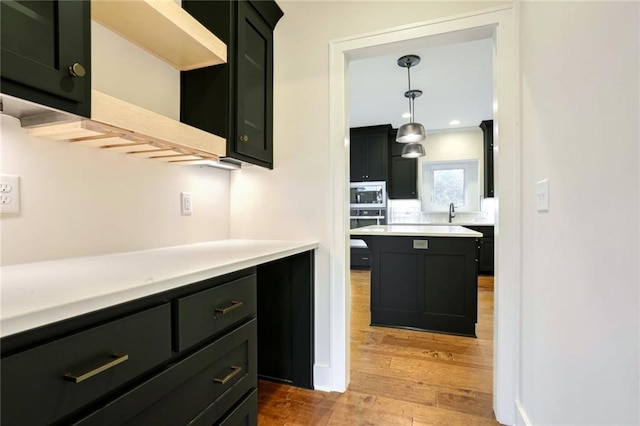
[
  {"x1": 176, "y1": 274, "x2": 256, "y2": 351},
  {"x1": 75, "y1": 319, "x2": 257, "y2": 426},
  {"x1": 350, "y1": 251, "x2": 371, "y2": 267},
  {"x1": 372, "y1": 235, "x2": 478, "y2": 255},
  {"x1": 209, "y1": 388, "x2": 257, "y2": 426},
  {"x1": 1, "y1": 303, "x2": 172, "y2": 426}
]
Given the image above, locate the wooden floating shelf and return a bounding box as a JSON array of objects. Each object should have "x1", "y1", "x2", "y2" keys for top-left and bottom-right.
[
  {"x1": 91, "y1": 0, "x2": 227, "y2": 71},
  {"x1": 26, "y1": 90, "x2": 226, "y2": 165}
]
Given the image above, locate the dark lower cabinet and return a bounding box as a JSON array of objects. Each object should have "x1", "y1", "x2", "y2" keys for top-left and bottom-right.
[
  {"x1": 365, "y1": 236, "x2": 478, "y2": 337},
  {"x1": 1, "y1": 250, "x2": 315, "y2": 425},
  {"x1": 75, "y1": 320, "x2": 257, "y2": 426},
  {"x1": 351, "y1": 246, "x2": 371, "y2": 269},
  {"x1": 1, "y1": 0, "x2": 91, "y2": 117},
  {"x1": 466, "y1": 225, "x2": 494, "y2": 275},
  {"x1": 257, "y1": 251, "x2": 314, "y2": 389},
  {"x1": 216, "y1": 389, "x2": 258, "y2": 426},
  {"x1": 2, "y1": 304, "x2": 173, "y2": 426},
  {"x1": 182, "y1": 0, "x2": 283, "y2": 169}
]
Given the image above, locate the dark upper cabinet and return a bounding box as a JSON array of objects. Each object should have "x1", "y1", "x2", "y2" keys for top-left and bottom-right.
[
  {"x1": 181, "y1": 0, "x2": 283, "y2": 169},
  {"x1": 350, "y1": 125, "x2": 390, "y2": 182},
  {"x1": 0, "y1": 0, "x2": 91, "y2": 117},
  {"x1": 387, "y1": 128, "x2": 418, "y2": 199},
  {"x1": 480, "y1": 120, "x2": 494, "y2": 198}
]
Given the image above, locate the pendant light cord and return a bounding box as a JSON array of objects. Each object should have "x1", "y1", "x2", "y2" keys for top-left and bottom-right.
[{"x1": 407, "y1": 63, "x2": 414, "y2": 123}]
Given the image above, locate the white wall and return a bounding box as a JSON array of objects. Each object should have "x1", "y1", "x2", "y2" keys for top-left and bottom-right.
[
  {"x1": 231, "y1": 0, "x2": 640, "y2": 422},
  {"x1": 518, "y1": 2, "x2": 639, "y2": 424},
  {"x1": 0, "y1": 20, "x2": 230, "y2": 266},
  {"x1": 229, "y1": 0, "x2": 505, "y2": 392},
  {"x1": 419, "y1": 128, "x2": 485, "y2": 202},
  {"x1": 421, "y1": 128, "x2": 484, "y2": 164}
]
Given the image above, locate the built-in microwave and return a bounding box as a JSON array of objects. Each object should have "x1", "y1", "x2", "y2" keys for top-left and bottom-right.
[{"x1": 350, "y1": 181, "x2": 386, "y2": 209}]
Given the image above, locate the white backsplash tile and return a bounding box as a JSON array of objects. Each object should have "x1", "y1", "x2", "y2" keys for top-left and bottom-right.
[{"x1": 388, "y1": 198, "x2": 495, "y2": 225}]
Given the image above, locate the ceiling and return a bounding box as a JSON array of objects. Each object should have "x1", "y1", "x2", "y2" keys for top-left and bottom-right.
[{"x1": 348, "y1": 37, "x2": 494, "y2": 132}]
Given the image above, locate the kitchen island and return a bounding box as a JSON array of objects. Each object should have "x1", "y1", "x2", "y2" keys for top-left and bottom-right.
[
  {"x1": 1, "y1": 239, "x2": 317, "y2": 425},
  {"x1": 350, "y1": 225, "x2": 482, "y2": 337}
]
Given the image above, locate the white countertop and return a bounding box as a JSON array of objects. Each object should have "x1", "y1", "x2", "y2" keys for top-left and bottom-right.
[
  {"x1": 0, "y1": 239, "x2": 318, "y2": 338},
  {"x1": 350, "y1": 225, "x2": 482, "y2": 238},
  {"x1": 389, "y1": 220, "x2": 494, "y2": 226}
]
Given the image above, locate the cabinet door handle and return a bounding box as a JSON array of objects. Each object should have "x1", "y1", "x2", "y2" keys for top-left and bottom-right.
[
  {"x1": 214, "y1": 365, "x2": 242, "y2": 384},
  {"x1": 215, "y1": 301, "x2": 243, "y2": 315},
  {"x1": 63, "y1": 353, "x2": 129, "y2": 383},
  {"x1": 68, "y1": 62, "x2": 86, "y2": 78},
  {"x1": 239, "y1": 135, "x2": 249, "y2": 142},
  {"x1": 362, "y1": 257, "x2": 369, "y2": 261}
]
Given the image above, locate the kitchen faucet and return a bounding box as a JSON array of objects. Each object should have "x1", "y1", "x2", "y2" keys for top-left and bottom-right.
[{"x1": 448, "y1": 202, "x2": 456, "y2": 223}]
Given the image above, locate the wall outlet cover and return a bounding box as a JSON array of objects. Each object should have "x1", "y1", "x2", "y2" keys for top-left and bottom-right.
[
  {"x1": 181, "y1": 192, "x2": 192, "y2": 216},
  {"x1": 0, "y1": 174, "x2": 20, "y2": 214}
]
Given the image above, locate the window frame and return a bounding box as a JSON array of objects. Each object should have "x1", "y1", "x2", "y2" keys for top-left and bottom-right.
[{"x1": 421, "y1": 159, "x2": 480, "y2": 212}]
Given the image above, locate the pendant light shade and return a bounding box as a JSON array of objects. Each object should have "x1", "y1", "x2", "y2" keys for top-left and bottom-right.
[
  {"x1": 401, "y1": 142, "x2": 426, "y2": 158},
  {"x1": 396, "y1": 122, "x2": 426, "y2": 143},
  {"x1": 395, "y1": 55, "x2": 427, "y2": 153}
]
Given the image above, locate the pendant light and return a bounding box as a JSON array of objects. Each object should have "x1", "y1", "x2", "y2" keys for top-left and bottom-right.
[
  {"x1": 396, "y1": 55, "x2": 427, "y2": 145},
  {"x1": 396, "y1": 55, "x2": 426, "y2": 158},
  {"x1": 401, "y1": 141, "x2": 426, "y2": 158}
]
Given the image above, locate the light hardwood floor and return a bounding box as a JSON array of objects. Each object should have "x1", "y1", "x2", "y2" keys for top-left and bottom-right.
[{"x1": 258, "y1": 269, "x2": 498, "y2": 425}]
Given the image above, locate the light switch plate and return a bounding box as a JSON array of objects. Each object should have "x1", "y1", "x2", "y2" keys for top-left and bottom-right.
[
  {"x1": 181, "y1": 192, "x2": 192, "y2": 216},
  {"x1": 536, "y1": 179, "x2": 549, "y2": 212}
]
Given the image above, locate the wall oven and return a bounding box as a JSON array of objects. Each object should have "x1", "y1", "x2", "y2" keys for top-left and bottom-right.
[
  {"x1": 350, "y1": 181, "x2": 386, "y2": 209},
  {"x1": 350, "y1": 208, "x2": 385, "y2": 229}
]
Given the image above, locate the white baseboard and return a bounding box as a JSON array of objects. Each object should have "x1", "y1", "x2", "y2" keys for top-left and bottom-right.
[
  {"x1": 515, "y1": 400, "x2": 532, "y2": 426},
  {"x1": 313, "y1": 364, "x2": 332, "y2": 392}
]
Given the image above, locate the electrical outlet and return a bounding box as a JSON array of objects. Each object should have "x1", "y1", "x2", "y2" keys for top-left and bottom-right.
[
  {"x1": 0, "y1": 174, "x2": 20, "y2": 214},
  {"x1": 181, "y1": 192, "x2": 192, "y2": 216}
]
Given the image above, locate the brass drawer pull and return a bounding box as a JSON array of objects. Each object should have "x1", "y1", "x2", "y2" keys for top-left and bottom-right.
[
  {"x1": 214, "y1": 365, "x2": 242, "y2": 385},
  {"x1": 215, "y1": 301, "x2": 243, "y2": 315},
  {"x1": 63, "y1": 353, "x2": 129, "y2": 384}
]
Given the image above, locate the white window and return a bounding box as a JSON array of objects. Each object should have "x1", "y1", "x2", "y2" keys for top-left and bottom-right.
[{"x1": 422, "y1": 159, "x2": 480, "y2": 212}]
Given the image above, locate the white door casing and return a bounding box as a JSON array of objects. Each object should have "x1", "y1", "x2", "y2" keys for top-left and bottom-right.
[{"x1": 328, "y1": 5, "x2": 521, "y2": 425}]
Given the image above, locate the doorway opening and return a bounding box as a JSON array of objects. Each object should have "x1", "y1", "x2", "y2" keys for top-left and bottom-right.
[{"x1": 329, "y1": 7, "x2": 520, "y2": 425}]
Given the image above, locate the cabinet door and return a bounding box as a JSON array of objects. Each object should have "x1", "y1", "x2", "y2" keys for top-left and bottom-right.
[
  {"x1": 257, "y1": 251, "x2": 314, "y2": 390},
  {"x1": 0, "y1": 0, "x2": 90, "y2": 116},
  {"x1": 478, "y1": 237, "x2": 494, "y2": 274},
  {"x1": 235, "y1": 1, "x2": 273, "y2": 167},
  {"x1": 388, "y1": 156, "x2": 417, "y2": 199},
  {"x1": 480, "y1": 120, "x2": 494, "y2": 198},
  {"x1": 350, "y1": 125, "x2": 390, "y2": 182},
  {"x1": 365, "y1": 131, "x2": 388, "y2": 181},
  {"x1": 350, "y1": 132, "x2": 366, "y2": 181}
]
